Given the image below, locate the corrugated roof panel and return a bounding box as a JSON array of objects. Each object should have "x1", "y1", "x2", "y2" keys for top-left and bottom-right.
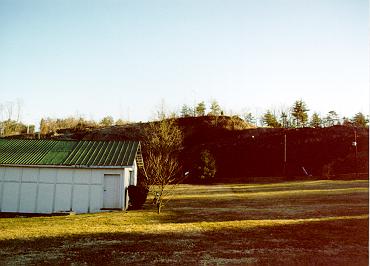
[
  {"x1": 125, "y1": 142, "x2": 135, "y2": 165},
  {"x1": 72, "y1": 141, "x2": 90, "y2": 165},
  {"x1": 81, "y1": 141, "x2": 97, "y2": 164},
  {"x1": 102, "y1": 142, "x2": 117, "y2": 165},
  {"x1": 93, "y1": 142, "x2": 104, "y2": 165},
  {"x1": 94, "y1": 141, "x2": 109, "y2": 166},
  {"x1": 74, "y1": 141, "x2": 93, "y2": 165},
  {"x1": 116, "y1": 141, "x2": 129, "y2": 166},
  {"x1": 110, "y1": 142, "x2": 125, "y2": 165},
  {"x1": 81, "y1": 141, "x2": 95, "y2": 165},
  {"x1": 130, "y1": 142, "x2": 139, "y2": 165},
  {"x1": 41, "y1": 141, "x2": 78, "y2": 165},
  {"x1": 27, "y1": 140, "x2": 57, "y2": 165},
  {"x1": 62, "y1": 141, "x2": 84, "y2": 165},
  {"x1": 88, "y1": 141, "x2": 106, "y2": 166},
  {"x1": 0, "y1": 139, "x2": 60, "y2": 165},
  {"x1": 113, "y1": 142, "x2": 125, "y2": 165},
  {"x1": 0, "y1": 139, "x2": 21, "y2": 164},
  {"x1": 122, "y1": 141, "x2": 134, "y2": 165},
  {"x1": 26, "y1": 140, "x2": 50, "y2": 164},
  {"x1": 0, "y1": 139, "x2": 139, "y2": 167},
  {"x1": 84, "y1": 141, "x2": 101, "y2": 166},
  {"x1": 102, "y1": 141, "x2": 117, "y2": 165},
  {"x1": 76, "y1": 141, "x2": 95, "y2": 165},
  {"x1": 66, "y1": 140, "x2": 139, "y2": 166}
]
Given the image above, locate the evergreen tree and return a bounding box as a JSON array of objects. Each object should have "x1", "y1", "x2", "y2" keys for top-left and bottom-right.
[
  {"x1": 324, "y1": 111, "x2": 339, "y2": 127},
  {"x1": 209, "y1": 100, "x2": 222, "y2": 116},
  {"x1": 180, "y1": 104, "x2": 193, "y2": 117},
  {"x1": 195, "y1": 101, "x2": 206, "y2": 116},
  {"x1": 243, "y1": 112, "x2": 255, "y2": 125},
  {"x1": 262, "y1": 110, "x2": 281, "y2": 127},
  {"x1": 352, "y1": 112, "x2": 369, "y2": 127},
  {"x1": 310, "y1": 112, "x2": 322, "y2": 128},
  {"x1": 291, "y1": 100, "x2": 309, "y2": 127}
]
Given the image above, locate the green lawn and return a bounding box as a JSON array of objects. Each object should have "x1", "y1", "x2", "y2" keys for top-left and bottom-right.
[{"x1": 0, "y1": 180, "x2": 368, "y2": 265}]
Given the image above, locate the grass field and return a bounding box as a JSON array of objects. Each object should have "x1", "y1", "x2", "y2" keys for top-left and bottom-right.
[{"x1": 0, "y1": 180, "x2": 368, "y2": 265}]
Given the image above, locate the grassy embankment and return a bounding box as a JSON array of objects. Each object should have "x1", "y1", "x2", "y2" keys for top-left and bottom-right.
[{"x1": 0, "y1": 179, "x2": 368, "y2": 265}]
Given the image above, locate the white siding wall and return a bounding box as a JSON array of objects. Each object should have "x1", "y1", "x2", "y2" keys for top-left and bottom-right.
[
  {"x1": 0, "y1": 167, "x2": 5, "y2": 211},
  {"x1": 19, "y1": 183, "x2": 37, "y2": 212},
  {"x1": 2, "y1": 183, "x2": 19, "y2": 212},
  {"x1": 55, "y1": 184, "x2": 72, "y2": 212},
  {"x1": 37, "y1": 184, "x2": 54, "y2": 213},
  {"x1": 0, "y1": 166, "x2": 137, "y2": 214},
  {"x1": 123, "y1": 169, "x2": 129, "y2": 209},
  {"x1": 73, "y1": 185, "x2": 89, "y2": 213},
  {"x1": 90, "y1": 185, "x2": 102, "y2": 212},
  {"x1": 2, "y1": 167, "x2": 22, "y2": 212}
]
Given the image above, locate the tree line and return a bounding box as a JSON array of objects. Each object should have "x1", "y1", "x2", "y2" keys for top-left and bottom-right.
[
  {"x1": 39, "y1": 116, "x2": 127, "y2": 135},
  {"x1": 178, "y1": 99, "x2": 368, "y2": 128},
  {"x1": 33, "y1": 102, "x2": 370, "y2": 137},
  {"x1": 260, "y1": 100, "x2": 368, "y2": 128},
  {"x1": 180, "y1": 100, "x2": 223, "y2": 117},
  {"x1": 0, "y1": 99, "x2": 127, "y2": 137},
  {"x1": 0, "y1": 98, "x2": 368, "y2": 137}
]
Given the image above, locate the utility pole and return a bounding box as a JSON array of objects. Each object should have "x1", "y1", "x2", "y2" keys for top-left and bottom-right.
[
  {"x1": 352, "y1": 129, "x2": 358, "y2": 178},
  {"x1": 283, "y1": 133, "x2": 287, "y2": 177}
]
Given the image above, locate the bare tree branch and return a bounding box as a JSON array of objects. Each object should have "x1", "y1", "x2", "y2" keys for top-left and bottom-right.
[{"x1": 142, "y1": 116, "x2": 184, "y2": 213}]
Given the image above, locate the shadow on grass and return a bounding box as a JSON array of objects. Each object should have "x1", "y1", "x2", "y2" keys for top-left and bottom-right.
[
  {"x1": 158, "y1": 189, "x2": 369, "y2": 224},
  {"x1": 0, "y1": 218, "x2": 368, "y2": 265}
]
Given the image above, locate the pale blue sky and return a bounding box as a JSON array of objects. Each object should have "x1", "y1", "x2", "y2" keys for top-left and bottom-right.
[{"x1": 0, "y1": 0, "x2": 368, "y2": 126}]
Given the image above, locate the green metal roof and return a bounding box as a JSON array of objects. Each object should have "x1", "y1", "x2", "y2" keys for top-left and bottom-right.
[{"x1": 0, "y1": 139, "x2": 140, "y2": 167}]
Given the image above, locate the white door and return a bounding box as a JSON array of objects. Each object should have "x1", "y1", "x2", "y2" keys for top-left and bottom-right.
[{"x1": 103, "y1": 174, "x2": 120, "y2": 209}]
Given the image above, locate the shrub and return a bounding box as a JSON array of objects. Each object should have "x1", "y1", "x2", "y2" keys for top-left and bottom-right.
[
  {"x1": 128, "y1": 185, "x2": 149, "y2": 210},
  {"x1": 196, "y1": 149, "x2": 217, "y2": 182}
]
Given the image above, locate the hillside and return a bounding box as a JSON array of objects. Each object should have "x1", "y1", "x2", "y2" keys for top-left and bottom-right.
[{"x1": 6, "y1": 116, "x2": 369, "y2": 181}]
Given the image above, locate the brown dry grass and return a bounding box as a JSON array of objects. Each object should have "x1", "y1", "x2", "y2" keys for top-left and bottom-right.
[{"x1": 0, "y1": 179, "x2": 368, "y2": 265}]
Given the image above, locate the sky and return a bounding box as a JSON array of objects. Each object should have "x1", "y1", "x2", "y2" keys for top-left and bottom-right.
[{"x1": 0, "y1": 0, "x2": 368, "y2": 127}]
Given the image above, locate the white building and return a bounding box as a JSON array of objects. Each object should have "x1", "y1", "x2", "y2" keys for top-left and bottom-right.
[{"x1": 0, "y1": 139, "x2": 143, "y2": 214}]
